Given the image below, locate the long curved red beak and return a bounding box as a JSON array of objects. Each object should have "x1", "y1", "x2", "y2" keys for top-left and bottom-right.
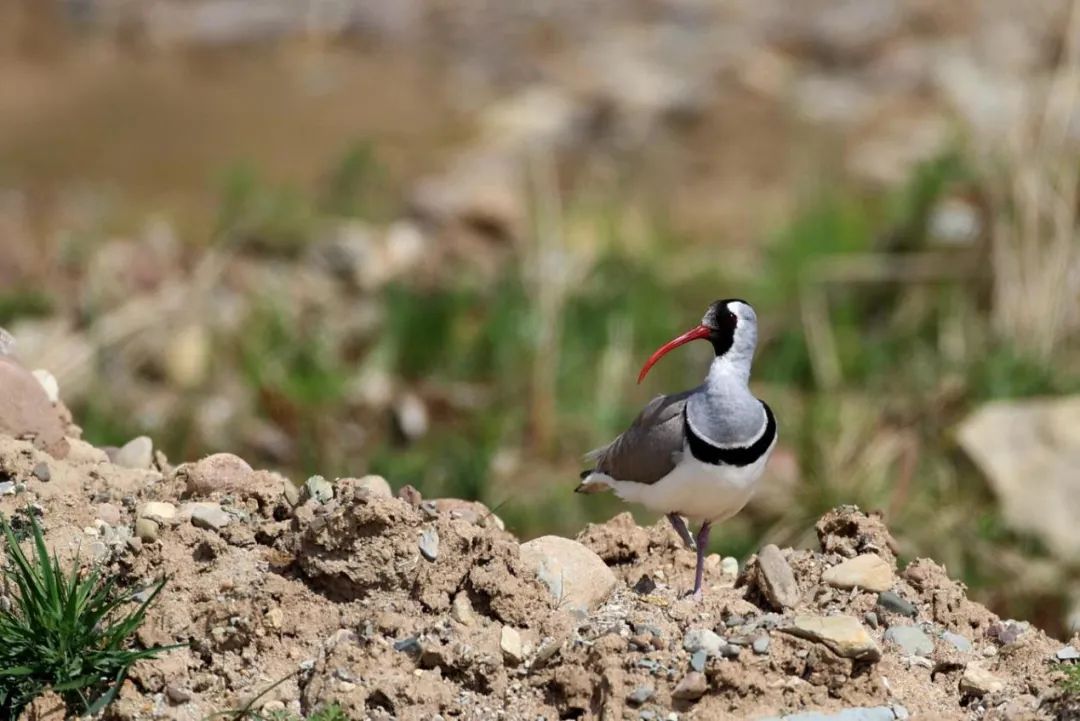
[{"x1": 637, "y1": 324, "x2": 711, "y2": 383}]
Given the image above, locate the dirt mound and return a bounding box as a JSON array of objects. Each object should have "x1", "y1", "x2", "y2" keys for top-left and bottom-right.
[{"x1": 1, "y1": 432, "x2": 1078, "y2": 721}]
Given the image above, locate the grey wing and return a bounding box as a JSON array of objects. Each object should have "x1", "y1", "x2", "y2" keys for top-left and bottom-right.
[{"x1": 585, "y1": 389, "x2": 694, "y2": 485}]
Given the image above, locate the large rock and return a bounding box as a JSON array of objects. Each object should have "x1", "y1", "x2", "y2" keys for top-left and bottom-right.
[
  {"x1": 822, "y1": 554, "x2": 894, "y2": 592},
  {"x1": 519, "y1": 535, "x2": 616, "y2": 613},
  {"x1": 180, "y1": 453, "x2": 254, "y2": 497},
  {"x1": 783, "y1": 615, "x2": 881, "y2": 661},
  {"x1": 0, "y1": 357, "x2": 69, "y2": 459},
  {"x1": 958, "y1": 397, "x2": 1080, "y2": 561},
  {"x1": 753, "y1": 544, "x2": 801, "y2": 610}
]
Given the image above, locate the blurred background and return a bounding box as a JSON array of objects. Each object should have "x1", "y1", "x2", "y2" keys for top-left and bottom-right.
[{"x1": 2, "y1": 0, "x2": 1080, "y2": 636}]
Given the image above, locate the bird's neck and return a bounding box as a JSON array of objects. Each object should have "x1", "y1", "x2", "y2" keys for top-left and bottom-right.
[{"x1": 706, "y1": 354, "x2": 751, "y2": 390}]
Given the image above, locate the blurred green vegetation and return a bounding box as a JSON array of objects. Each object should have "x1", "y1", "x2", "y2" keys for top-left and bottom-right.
[{"x1": 7, "y1": 138, "x2": 1078, "y2": 634}]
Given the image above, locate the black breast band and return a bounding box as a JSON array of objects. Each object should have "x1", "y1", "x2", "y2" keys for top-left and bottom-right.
[{"x1": 684, "y1": 402, "x2": 776, "y2": 467}]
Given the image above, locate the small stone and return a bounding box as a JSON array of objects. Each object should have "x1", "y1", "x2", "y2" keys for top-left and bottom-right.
[
  {"x1": 877, "y1": 591, "x2": 917, "y2": 617},
  {"x1": 671, "y1": 672, "x2": 707, "y2": 701},
  {"x1": 519, "y1": 536, "x2": 616, "y2": 612},
  {"x1": 1056, "y1": 645, "x2": 1080, "y2": 661},
  {"x1": 864, "y1": 612, "x2": 879, "y2": 629},
  {"x1": 683, "y1": 628, "x2": 723, "y2": 655},
  {"x1": 134, "y1": 517, "x2": 159, "y2": 542},
  {"x1": 113, "y1": 436, "x2": 153, "y2": 469},
  {"x1": 720, "y1": 557, "x2": 739, "y2": 577},
  {"x1": 960, "y1": 662, "x2": 1005, "y2": 696},
  {"x1": 822, "y1": 553, "x2": 894, "y2": 592},
  {"x1": 138, "y1": 501, "x2": 177, "y2": 522},
  {"x1": 96, "y1": 503, "x2": 122, "y2": 526},
  {"x1": 89, "y1": 541, "x2": 108, "y2": 561},
  {"x1": 943, "y1": 631, "x2": 973, "y2": 653},
  {"x1": 356, "y1": 474, "x2": 393, "y2": 498},
  {"x1": 305, "y1": 475, "x2": 334, "y2": 504},
  {"x1": 165, "y1": 685, "x2": 192, "y2": 705},
  {"x1": 783, "y1": 615, "x2": 881, "y2": 661},
  {"x1": 419, "y1": 527, "x2": 439, "y2": 561},
  {"x1": 893, "y1": 705, "x2": 910, "y2": 720},
  {"x1": 755, "y1": 544, "x2": 800, "y2": 610},
  {"x1": 393, "y1": 636, "x2": 421, "y2": 653},
  {"x1": 398, "y1": 484, "x2": 422, "y2": 507},
  {"x1": 265, "y1": 608, "x2": 284, "y2": 630},
  {"x1": 627, "y1": 686, "x2": 654, "y2": 705},
  {"x1": 690, "y1": 649, "x2": 707, "y2": 672},
  {"x1": 28, "y1": 368, "x2": 59, "y2": 405},
  {"x1": 640, "y1": 712, "x2": 658, "y2": 721},
  {"x1": 885, "y1": 625, "x2": 934, "y2": 657},
  {"x1": 501, "y1": 626, "x2": 525, "y2": 664},
  {"x1": 183, "y1": 453, "x2": 253, "y2": 496},
  {"x1": 283, "y1": 480, "x2": 301, "y2": 506},
  {"x1": 719, "y1": 644, "x2": 741, "y2": 659},
  {"x1": 451, "y1": 592, "x2": 475, "y2": 626},
  {"x1": 420, "y1": 500, "x2": 439, "y2": 518},
  {"x1": 752, "y1": 635, "x2": 770, "y2": 655},
  {"x1": 126, "y1": 536, "x2": 143, "y2": 554},
  {"x1": 189, "y1": 504, "x2": 232, "y2": 531},
  {"x1": 0, "y1": 482, "x2": 15, "y2": 496},
  {"x1": 633, "y1": 574, "x2": 657, "y2": 595},
  {"x1": 31, "y1": 462, "x2": 50, "y2": 482}
]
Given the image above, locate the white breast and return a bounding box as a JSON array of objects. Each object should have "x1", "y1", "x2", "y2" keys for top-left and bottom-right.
[{"x1": 608, "y1": 440, "x2": 776, "y2": 522}]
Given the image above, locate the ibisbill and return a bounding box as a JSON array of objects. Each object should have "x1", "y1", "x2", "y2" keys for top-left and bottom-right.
[{"x1": 576, "y1": 299, "x2": 777, "y2": 600}]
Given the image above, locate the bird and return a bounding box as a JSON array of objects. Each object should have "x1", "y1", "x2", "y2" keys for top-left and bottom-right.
[{"x1": 576, "y1": 299, "x2": 777, "y2": 600}]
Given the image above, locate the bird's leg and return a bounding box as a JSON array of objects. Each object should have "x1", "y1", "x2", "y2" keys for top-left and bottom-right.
[
  {"x1": 691, "y1": 521, "x2": 712, "y2": 601},
  {"x1": 667, "y1": 513, "x2": 696, "y2": 551}
]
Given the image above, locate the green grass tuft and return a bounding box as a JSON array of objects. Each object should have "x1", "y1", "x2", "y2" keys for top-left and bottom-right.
[{"x1": 0, "y1": 512, "x2": 178, "y2": 718}]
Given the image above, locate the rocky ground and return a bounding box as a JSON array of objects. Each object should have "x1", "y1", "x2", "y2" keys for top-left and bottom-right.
[{"x1": 2, "y1": 353, "x2": 1080, "y2": 720}]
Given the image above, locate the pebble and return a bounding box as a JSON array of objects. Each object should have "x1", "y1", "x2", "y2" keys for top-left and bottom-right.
[
  {"x1": 355, "y1": 474, "x2": 392, "y2": 498},
  {"x1": 501, "y1": 626, "x2": 525, "y2": 664},
  {"x1": 305, "y1": 475, "x2": 334, "y2": 504},
  {"x1": 89, "y1": 541, "x2": 109, "y2": 562},
  {"x1": 690, "y1": 649, "x2": 707, "y2": 672},
  {"x1": 31, "y1": 462, "x2": 50, "y2": 482},
  {"x1": 960, "y1": 662, "x2": 1005, "y2": 696},
  {"x1": 283, "y1": 480, "x2": 301, "y2": 506},
  {"x1": 126, "y1": 537, "x2": 143, "y2": 554},
  {"x1": 113, "y1": 436, "x2": 154, "y2": 469},
  {"x1": 184, "y1": 453, "x2": 253, "y2": 496},
  {"x1": 876, "y1": 591, "x2": 917, "y2": 617},
  {"x1": 683, "y1": 628, "x2": 723, "y2": 654},
  {"x1": 942, "y1": 631, "x2": 973, "y2": 653},
  {"x1": 752, "y1": 635, "x2": 771, "y2": 655},
  {"x1": 419, "y1": 527, "x2": 439, "y2": 561},
  {"x1": 884, "y1": 625, "x2": 934, "y2": 657},
  {"x1": 451, "y1": 592, "x2": 475, "y2": 626},
  {"x1": 165, "y1": 685, "x2": 192, "y2": 704},
  {"x1": 633, "y1": 574, "x2": 657, "y2": 595},
  {"x1": 96, "y1": 503, "x2": 122, "y2": 526},
  {"x1": 135, "y1": 517, "x2": 159, "y2": 542},
  {"x1": 393, "y1": 636, "x2": 421, "y2": 653},
  {"x1": 139, "y1": 501, "x2": 177, "y2": 522},
  {"x1": 640, "y1": 712, "x2": 658, "y2": 721},
  {"x1": 519, "y1": 535, "x2": 616, "y2": 612},
  {"x1": 719, "y1": 644, "x2": 741, "y2": 659},
  {"x1": 721, "y1": 556, "x2": 739, "y2": 577},
  {"x1": 627, "y1": 686, "x2": 654, "y2": 705},
  {"x1": 1056, "y1": 645, "x2": 1080, "y2": 661},
  {"x1": 671, "y1": 672, "x2": 707, "y2": 701},
  {"x1": 756, "y1": 544, "x2": 800, "y2": 609},
  {"x1": 863, "y1": 612, "x2": 879, "y2": 629},
  {"x1": 822, "y1": 553, "x2": 894, "y2": 592},
  {"x1": 784, "y1": 615, "x2": 881, "y2": 661},
  {"x1": 0, "y1": 481, "x2": 15, "y2": 496},
  {"x1": 190, "y1": 504, "x2": 232, "y2": 531},
  {"x1": 265, "y1": 608, "x2": 284, "y2": 630}
]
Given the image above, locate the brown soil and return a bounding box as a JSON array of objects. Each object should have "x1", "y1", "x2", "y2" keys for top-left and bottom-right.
[{"x1": 1, "y1": 428, "x2": 1078, "y2": 721}]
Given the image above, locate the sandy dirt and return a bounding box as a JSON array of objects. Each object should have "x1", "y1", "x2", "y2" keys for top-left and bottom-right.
[{"x1": 1, "y1": 419, "x2": 1078, "y2": 720}]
